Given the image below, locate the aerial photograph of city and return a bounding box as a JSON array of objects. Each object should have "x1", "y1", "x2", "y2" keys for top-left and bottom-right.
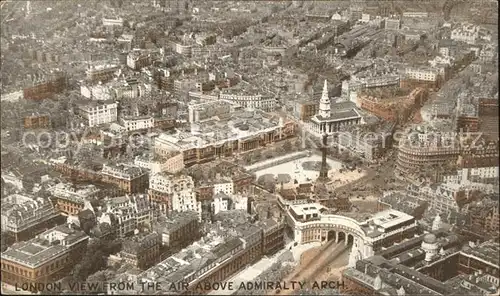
[{"x1": 0, "y1": 0, "x2": 498, "y2": 295}]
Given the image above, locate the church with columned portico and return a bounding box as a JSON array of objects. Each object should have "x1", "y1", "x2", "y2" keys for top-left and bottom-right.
[{"x1": 307, "y1": 80, "x2": 363, "y2": 137}]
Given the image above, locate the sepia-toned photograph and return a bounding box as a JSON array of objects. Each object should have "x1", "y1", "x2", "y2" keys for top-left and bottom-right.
[{"x1": 0, "y1": 0, "x2": 498, "y2": 295}]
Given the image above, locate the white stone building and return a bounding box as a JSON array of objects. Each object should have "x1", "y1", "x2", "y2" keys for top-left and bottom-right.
[
  {"x1": 121, "y1": 116, "x2": 154, "y2": 132},
  {"x1": 404, "y1": 66, "x2": 440, "y2": 82},
  {"x1": 149, "y1": 173, "x2": 201, "y2": 217},
  {"x1": 219, "y1": 92, "x2": 276, "y2": 112},
  {"x1": 77, "y1": 100, "x2": 118, "y2": 127},
  {"x1": 213, "y1": 181, "x2": 233, "y2": 196},
  {"x1": 99, "y1": 194, "x2": 152, "y2": 237},
  {"x1": 211, "y1": 192, "x2": 230, "y2": 215},
  {"x1": 451, "y1": 24, "x2": 480, "y2": 45},
  {"x1": 134, "y1": 152, "x2": 184, "y2": 174},
  {"x1": 307, "y1": 80, "x2": 362, "y2": 136}
]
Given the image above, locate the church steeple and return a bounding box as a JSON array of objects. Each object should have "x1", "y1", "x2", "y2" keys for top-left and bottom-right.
[{"x1": 319, "y1": 79, "x2": 331, "y2": 118}]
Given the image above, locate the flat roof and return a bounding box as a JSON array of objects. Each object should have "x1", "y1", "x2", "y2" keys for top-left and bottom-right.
[
  {"x1": 461, "y1": 240, "x2": 499, "y2": 269},
  {"x1": 363, "y1": 209, "x2": 414, "y2": 229},
  {"x1": 289, "y1": 203, "x2": 326, "y2": 217},
  {"x1": 1, "y1": 225, "x2": 88, "y2": 268}
]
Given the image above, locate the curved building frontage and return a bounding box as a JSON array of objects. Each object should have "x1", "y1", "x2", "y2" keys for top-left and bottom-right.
[
  {"x1": 396, "y1": 143, "x2": 461, "y2": 173},
  {"x1": 396, "y1": 139, "x2": 499, "y2": 175},
  {"x1": 284, "y1": 202, "x2": 418, "y2": 260}
]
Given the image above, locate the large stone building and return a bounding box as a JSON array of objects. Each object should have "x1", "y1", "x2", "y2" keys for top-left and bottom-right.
[
  {"x1": 148, "y1": 173, "x2": 201, "y2": 217},
  {"x1": 467, "y1": 198, "x2": 499, "y2": 239},
  {"x1": 154, "y1": 108, "x2": 296, "y2": 166},
  {"x1": 85, "y1": 64, "x2": 120, "y2": 83},
  {"x1": 396, "y1": 129, "x2": 499, "y2": 179},
  {"x1": 48, "y1": 183, "x2": 99, "y2": 216},
  {"x1": 152, "y1": 211, "x2": 201, "y2": 258},
  {"x1": 127, "y1": 50, "x2": 152, "y2": 70},
  {"x1": 99, "y1": 194, "x2": 152, "y2": 237},
  {"x1": 341, "y1": 227, "x2": 500, "y2": 296},
  {"x1": 294, "y1": 99, "x2": 319, "y2": 122},
  {"x1": 134, "y1": 152, "x2": 184, "y2": 175},
  {"x1": 119, "y1": 215, "x2": 286, "y2": 295},
  {"x1": 358, "y1": 88, "x2": 428, "y2": 123},
  {"x1": 0, "y1": 224, "x2": 89, "y2": 292},
  {"x1": 77, "y1": 100, "x2": 118, "y2": 127},
  {"x1": 307, "y1": 80, "x2": 362, "y2": 136},
  {"x1": 284, "y1": 202, "x2": 418, "y2": 259},
  {"x1": 101, "y1": 163, "x2": 149, "y2": 194},
  {"x1": 1, "y1": 194, "x2": 65, "y2": 243},
  {"x1": 115, "y1": 232, "x2": 161, "y2": 270},
  {"x1": 338, "y1": 122, "x2": 396, "y2": 162},
  {"x1": 23, "y1": 71, "x2": 67, "y2": 101}
]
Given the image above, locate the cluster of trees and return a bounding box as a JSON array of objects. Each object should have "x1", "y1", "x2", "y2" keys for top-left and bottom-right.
[
  {"x1": 257, "y1": 174, "x2": 278, "y2": 192},
  {"x1": 222, "y1": 19, "x2": 253, "y2": 39},
  {"x1": 70, "y1": 238, "x2": 122, "y2": 282}
]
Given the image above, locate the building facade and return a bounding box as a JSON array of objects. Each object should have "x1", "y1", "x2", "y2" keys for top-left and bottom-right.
[
  {"x1": 23, "y1": 114, "x2": 50, "y2": 129},
  {"x1": 219, "y1": 92, "x2": 276, "y2": 112},
  {"x1": 0, "y1": 225, "x2": 89, "y2": 292},
  {"x1": 23, "y1": 72, "x2": 67, "y2": 101},
  {"x1": 48, "y1": 183, "x2": 99, "y2": 216},
  {"x1": 294, "y1": 100, "x2": 319, "y2": 122},
  {"x1": 100, "y1": 194, "x2": 152, "y2": 237},
  {"x1": 86, "y1": 65, "x2": 120, "y2": 83},
  {"x1": 101, "y1": 164, "x2": 149, "y2": 194},
  {"x1": 284, "y1": 202, "x2": 418, "y2": 259},
  {"x1": 148, "y1": 173, "x2": 201, "y2": 217},
  {"x1": 121, "y1": 116, "x2": 154, "y2": 132},
  {"x1": 1, "y1": 194, "x2": 65, "y2": 243},
  {"x1": 127, "y1": 51, "x2": 152, "y2": 70},
  {"x1": 308, "y1": 80, "x2": 362, "y2": 136},
  {"x1": 118, "y1": 232, "x2": 161, "y2": 270},
  {"x1": 77, "y1": 100, "x2": 118, "y2": 127},
  {"x1": 134, "y1": 152, "x2": 184, "y2": 175}
]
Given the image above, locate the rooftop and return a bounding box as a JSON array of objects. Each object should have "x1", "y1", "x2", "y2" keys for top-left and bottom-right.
[
  {"x1": 460, "y1": 240, "x2": 500, "y2": 269},
  {"x1": 1, "y1": 225, "x2": 88, "y2": 268},
  {"x1": 154, "y1": 211, "x2": 199, "y2": 234},
  {"x1": 156, "y1": 109, "x2": 286, "y2": 150}
]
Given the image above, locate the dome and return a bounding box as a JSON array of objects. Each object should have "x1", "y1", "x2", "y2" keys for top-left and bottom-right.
[{"x1": 423, "y1": 233, "x2": 437, "y2": 244}]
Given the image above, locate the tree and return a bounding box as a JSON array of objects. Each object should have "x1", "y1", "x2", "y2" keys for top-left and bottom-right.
[
  {"x1": 282, "y1": 140, "x2": 293, "y2": 153},
  {"x1": 71, "y1": 238, "x2": 121, "y2": 281},
  {"x1": 253, "y1": 150, "x2": 262, "y2": 161},
  {"x1": 190, "y1": 167, "x2": 204, "y2": 182}
]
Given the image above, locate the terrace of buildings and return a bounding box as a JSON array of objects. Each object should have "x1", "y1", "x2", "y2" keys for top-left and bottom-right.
[
  {"x1": 342, "y1": 233, "x2": 497, "y2": 296},
  {"x1": 152, "y1": 210, "x2": 199, "y2": 234},
  {"x1": 139, "y1": 215, "x2": 263, "y2": 291},
  {"x1": 1, "y1": 224, "x2": 89, "y2": 269},
  {"x1": 48, "y1": 182, "x2": 100, "y2": 205},
  {"x1": 156, "y1": 109, "x2": 286, "y2": 151},
  {"x1": 101, "y1": 163, "x2": 148, "y2": 180},
  {"x1": 461, "y1": 239, "x2": 500, "y2": 269}
]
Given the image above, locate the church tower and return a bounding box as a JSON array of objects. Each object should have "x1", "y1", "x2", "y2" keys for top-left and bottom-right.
[{"x1": 318, "y1": 80, "x2": 331, "y2": 118}]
